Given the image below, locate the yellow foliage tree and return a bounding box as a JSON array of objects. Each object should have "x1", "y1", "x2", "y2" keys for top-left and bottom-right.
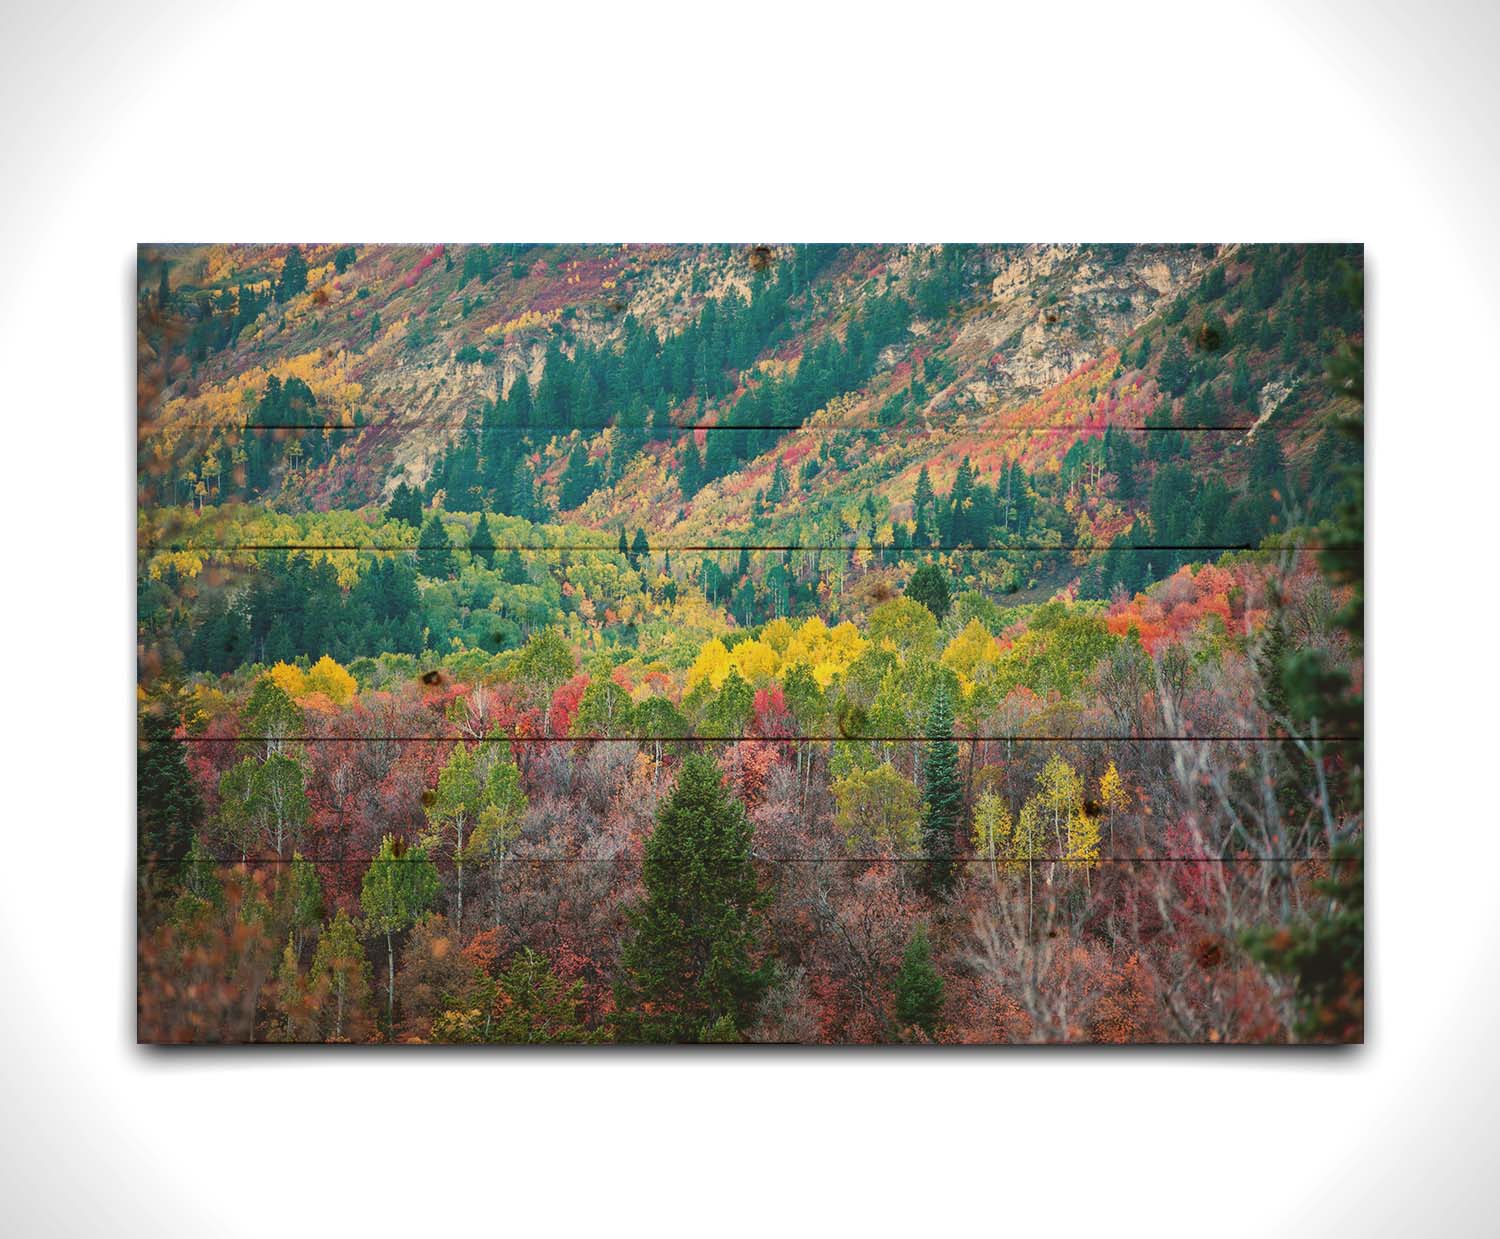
[
  {"x1": 1065, "y1": 810, "x2": 1101, "y2": 884},
  {"x1": 942, "y1": 618, "x2": 1000, "y2": 682},
  {"x1": 761, "y1": 617, "x2": 794, "y2": 654},
  {"x1": 268, "y1": 662, "x2": 308, "y2": 698},
  {"x1": 1099, "y1": 760, "x2": 1130, "y2": 856},
  {"x1": 686, "y1": 638, "x2": 732, "y2": 693},
  {"x1": 304, "y1": 655, "x2": 357, "y2": 706},
  {"x1": 1010, "y1": 796, "x2": 1048, "y2": 936},
  {"x1": 972, "y1": 790, "x2": 1013, "y2": 883},
  {"x1": 832, "y1": 762, "x2": 922, "y2": 855},
  {"x1": 1037, "y1": 753, "x2": 1084, "y2": 854},
  {"x1": 729, "y1": 638, "x2": 780, "y2": 686}
]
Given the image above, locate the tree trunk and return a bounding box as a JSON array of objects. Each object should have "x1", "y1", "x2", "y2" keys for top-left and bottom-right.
[
  {"x1": 1027, "y1": 861, "x2": 1034, "y2": 939},
  {"x1": 455, "y1": 816, "x2": 465, "y2": 938},
  {"x1": 386, "y1": 930, "x2": 395, "y2": 1039}
]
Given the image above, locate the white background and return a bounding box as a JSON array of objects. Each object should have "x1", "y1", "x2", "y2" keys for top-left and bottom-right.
[{"x1": 0, "y1": 0, "x2": 1494, "y2": 1234}]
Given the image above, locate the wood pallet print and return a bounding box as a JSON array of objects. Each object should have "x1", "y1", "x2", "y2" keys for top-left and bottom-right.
[{"x1": 136, "y1": 243, "x2": 1364, "y2": 1045}]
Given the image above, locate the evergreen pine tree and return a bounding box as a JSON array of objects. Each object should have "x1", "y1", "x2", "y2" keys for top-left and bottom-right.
[
  {"x1": 384, "y1": 481, "x2": 423, "y2": 528},
  {"x1": 906, "y1": 562, "x2": 952, "y2": 620},
  {"x1": 417, "y1": 513, "x2": 456, "y2": 579},
  {"x1": 471, "y1": 511, "x2": 497, "y2": 568},
  {"x1": 138, "y1": 702, "x2": 203, "y2": 865},
  {"x1": 503, "y1": 548, "x2": 529, "y2": 585},
  {"x1": 680, "y1": 438, "x2": 704, "y2": 498},
  {"x1": 894, "y1": 925, "x2": 945, "y2": 1038},
  {"x1": 278, "y1": 245, "x2": 308, "y2": 301},
  {"x1": 510, "y1": 458, "x2": 536, "y2": 521},
  {"x1": 1232, "y1": 356, "x2": 1254, "y2": 408},
  {"x1": 920, "y1": 679, "x2": 961, "y2": 895},
  {"x1": 614, "y1": 753, "x2": 770, "y2": 1042},
  {"x1": 1158, "y1": 333, "x2": 1190, "y2": 396},
  {"x1": 559, "y1": 443, "x2": 597, "y2": 510},
  {"x1": 914, "y1": 464, "x2": 934, "y2": 520}
]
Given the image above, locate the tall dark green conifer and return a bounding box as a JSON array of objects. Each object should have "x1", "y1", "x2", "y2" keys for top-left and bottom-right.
[
  {"x1": 510, "y1": 458, "x2": 536, "y2": 521},
  {"x1": 614, "y1": 754, "x2": 770, "y2": 1042},
  {"x1": 920, "y1": 679, "x2": 961, "y2": 895},
  {"x1": 914, "y1": 464, "x2": 934, "y2": 520},
  {"x1": 502, "y1": 547, "x2": 528, "y2": 585},
  {"x1": 417, "y1": 513, "x2": 455, "y2": 578},
  {"x1": 559, "y1": 443, "x2": 597, "y2": 510},
  {"x1": 906, "y1": 562, "x2": 952, "y2": 620},
  {"x1": 894, "y1": 925, "x2": 945, "y2": 1038},
  {"x1": 471, "y1": 511, "x2": 497, "y2": 568},
  {"x1": 278, "y1": 245, "x2": 308, "y2": 301},
  {"x1": 384, "y1": 481, "x2": 423, "y2": 528},
  {"x1": 679, "y1": 438, "x2": 704, "y2": 497},
  {"x1": 138, "y1": 702, "x2": 202, "y2": 865}
]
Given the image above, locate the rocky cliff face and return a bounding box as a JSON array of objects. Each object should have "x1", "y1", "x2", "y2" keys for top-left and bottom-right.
[
  {"x1": 140, "y1": 242, "x2": 1256, "y2": 518},
  {"x1": 949, "y1": 244, "x2": 1218, "y2": 408}
]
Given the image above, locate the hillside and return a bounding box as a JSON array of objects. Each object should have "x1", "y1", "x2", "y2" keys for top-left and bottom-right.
[
  {"x1": 140, "y1": 243, "x2": 1358, "y2": 626},
  {"x1": 137, "y1": 243, "x2": 1364, "y2": 1046}
]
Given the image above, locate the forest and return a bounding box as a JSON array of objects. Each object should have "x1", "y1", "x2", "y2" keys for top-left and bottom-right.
[{"x1": 137, "y1": 241, "x2": 1363, "y2": 1043}]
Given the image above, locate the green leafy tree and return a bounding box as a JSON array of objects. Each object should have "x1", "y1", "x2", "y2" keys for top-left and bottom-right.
[
  {"x1": 832, "y1": 761, "x2": 921, "y2": 855},
  {"x1": 515, "y1": 628, "x2": 575, "y2": 731},
  {"x1": 433, "y1": 948, "x2": 604, "y2": 1044},
  {"x1": 241, "y1": 677, "x2": 302, "y2": 758},
  {"x1": 971, "y1": 790, "x2": 1013, "y2": 883},
  {"x1": 278, "y1": 852, "x2": 324, "y2": 958},
  {"x1": 360, "y1": 835, "x2": 440, "y2": 1038},
  {"x1": 214, "y1": 758, "x2": 261, "y2": 860},
  {"x1": 216, "y1": 752, "x2": 309, "y2": 859},
  {"x1": 614, "y1": 754, "x2": 771, "y2": 1042},
  {"x1": 572, "y1": 664, "x2": 637, "y2": 738},
  {"x1": 256, "y1": 753, "x2": 309, "y2": 858},
  {"x1": 310, "y1": 909, "x2": 372, "y2": 1041},
  {"x1": 464, "y1": 754, "x2": 527, "y2": 930},
  {"x1": 423, "y1": 743, "x2": 485, "y2": 936},
  {"x1": 636, "y1": 696, "x2": 689, "y2": 785},
  {"x1": 894, "y1": 925, "x2": 945, "y2": 1039},
  {"x1": 1010, "y1": 797, "x2": 1047, "y2": 936},
  {"x1": 704, "y1": 667, "x2": 755, "y2": 738}
]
